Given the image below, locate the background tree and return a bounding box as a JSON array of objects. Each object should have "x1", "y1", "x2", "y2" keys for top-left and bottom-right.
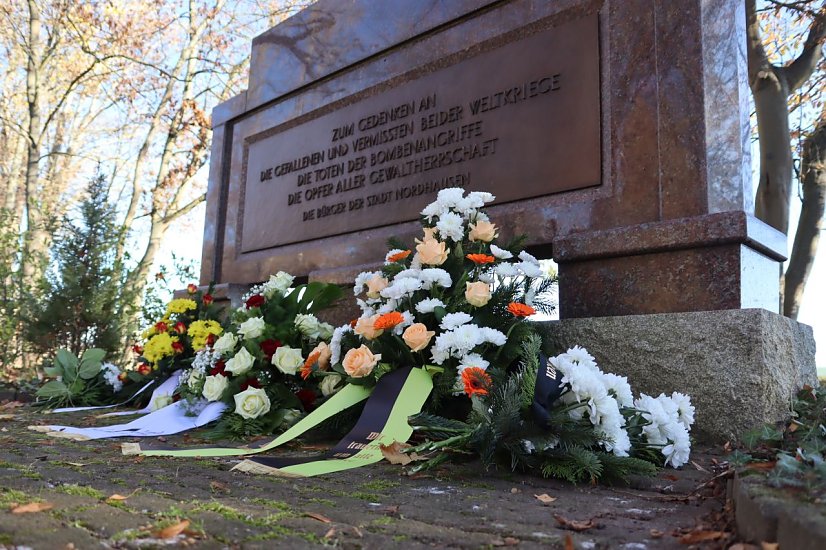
[{"x1": 746, "y1": 0, "x2": 826, "y2": 318}]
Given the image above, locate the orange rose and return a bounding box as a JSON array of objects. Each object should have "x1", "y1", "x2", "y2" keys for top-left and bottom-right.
[
  {"x1": 354, "y1": 314, "x2": 384, "y2": 340},
  {"x1": 342, "y1": 345, "x2": 381, "y2": 378},
  {"x1": 402, "y1": 323, "x2": 435, "y2": 352},
  {"x1": 365, "y1": 274, "x2": 389, "y2": 299},
  {"x1": 465, "y1": 281, "x2": 491, "y2": 307},
  {"x1": 468, "y1": 220, "x2": 498, "y2": 242},
  {"x1": 416, "y1": 238, "x2": 448, "y2": 266}
]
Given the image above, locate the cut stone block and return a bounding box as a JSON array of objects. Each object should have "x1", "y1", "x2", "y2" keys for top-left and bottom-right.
[{"x1": 538, "y1": 309, "x2": 817, "y2": 441}]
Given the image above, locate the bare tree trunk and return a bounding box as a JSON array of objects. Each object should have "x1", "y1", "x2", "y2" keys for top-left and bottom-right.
[
  {"x1": 784, "y1": 112, "x2": 826, "y2": 319},
  {"x1": 22, "y1": 0, "x2": 44, "y2": 279}
]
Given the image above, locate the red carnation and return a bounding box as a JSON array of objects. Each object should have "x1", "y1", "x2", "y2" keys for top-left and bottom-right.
[
  {"x1": 187, "y1": 283, "x2": 198, "y2": 294},
  {"x1": 259, "y1": 339, "x2": 282, "y2": 360},
  {"x1": 209, "y1": 359, "x2": 228, "y2": 377},
  {"x1": 240, "y1": 378, "x2": 262, "y2": 391},
  {"x1": 295, "y1": 389, "x2": 317, "y2": 412},
  {"x1": 202, "y1": 294, "x2": 214, "y2": 306},
  {"x1": 172, "y1": 341, "x2": 184, "y2": 354},
  {"x1": 154, "y1": 321, "x2": 168, "y2": 333},
  {"x1": 245, "y1": 294, "x2": 265, "y2": 309},
  {"x1": 174, "y1": 321, "x2": 187, "y2": 334},
  {"x1": 206, "y1": 333, "x2": 217, "y2": 347}
]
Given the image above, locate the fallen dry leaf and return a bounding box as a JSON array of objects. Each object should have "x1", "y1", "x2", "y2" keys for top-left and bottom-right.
[
  {"x1": 66, "y1": 462, "x2": 86, "y2": 467},
  {"x1": 553, "y1": 514, "x2": 596, "y2": 532},
  {"x1": 787, "y1": 422, "x2": 799, "y2": 433},
  {"x1": 154, "y1": 519, "x2": 190, "y2": 539},
  {"x1": 649, "y1": 529, "x2": 663, "y2": 538},
  {"x1": 564, "y1": 534, "x2": 574, "y2": 550},
  {"x1": 209, "y1": 481, "x2": 230, "y2": 493},
  {"x1": 745, "y1": 461, "x2": 777, "y2": 471},
  {"x1": 106, "y1": 494, "x2": 129, "y2": 501},
  {"x1": 304, "y1": 512, "x2": 332, "y2": 523},
  {"x1": 11, "y1": 502, "x2": 54, "y2": 514},
  {"x1": 534, "y1": 493, "x2": 557, "y2": 505},
  {"x1": 728, "y1": 544, "x2": 759, "y2": 550},
  {"x1": 133, "y1": 455, "x2": 145, "y2": 464},
  {"x1": 690, "y1": 460, "x2": 709, "y2": 472},
  {"x1": 663, "y1": 474, "x2": 679, "y2": 481},
  {"x1": 324, "y1": 527, "x2": 337, "y2": 539},
  {"x1": 761, "y1": 543, "x2": 779, "y2": 550},
  {"x1": 380, "y1": 441, "x2": 424, "y2": 465},
  {"x1": 491, "y1": 536, "x2": 519, "y2": 546},
  {"x1": 0, "y1": 414, "x2": 14, "y2": 421},
  {"x1": 678, "y1": 530, "x2": 726, "y2": 544},
  {"x1": 0, "y1": 401, "x2": 24, "y2": 410}
]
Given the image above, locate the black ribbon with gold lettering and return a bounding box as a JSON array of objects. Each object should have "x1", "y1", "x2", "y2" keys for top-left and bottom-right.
[{"x1": 531, "y1": 352, "x2": 564, "y2": 428}]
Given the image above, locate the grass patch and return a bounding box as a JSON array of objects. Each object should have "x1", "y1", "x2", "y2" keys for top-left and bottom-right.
[
  {"x1": 192, "y1": 501, "x2": 294, "y2": 527},
  {"x1": 0, "y1": 488, "x2": 34, "y2": 506},
  {"x1": 55, "y1": 484, "x2": 105, "y2": 500},
  {"x1": 246, "y1": 497, "x2": 292, "y2": 512},
  {"x1": 360, "y1": 479, "x2": 400, "y2": 492},
  {"x1": 306, "y1": 497, "x2": 335, "y2": 506}
]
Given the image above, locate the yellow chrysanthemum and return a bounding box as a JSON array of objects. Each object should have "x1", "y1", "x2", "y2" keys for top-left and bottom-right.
[
  {"x1": 165, "y1": 298, "x2": 198, "y2": 316},
  {"x1": 143, "y1": 333, "x2": 178, "y2": 365},
  {"x1": 141, "y1": 326, "x2": 156, "y2": 340},
  {"x1": 188, "y1": 320, "x2": 223, "y2": 351}
]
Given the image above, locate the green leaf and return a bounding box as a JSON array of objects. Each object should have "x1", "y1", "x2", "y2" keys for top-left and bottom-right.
[
  {"x1": 78, "y1": 348, "x2": 106, "y2": 379},
  {"x1": 55, "y1": 349, "x2": 78, "y2": 372},
  {"x1": 43, "y1": 365, "x2": 63, "y2": 378},
  {"x1": 434, "y1": 307, "x2": 447, "y2": 322},
  {"x1": 37, "y1": 380, "x2": 70, "y2": 398}
]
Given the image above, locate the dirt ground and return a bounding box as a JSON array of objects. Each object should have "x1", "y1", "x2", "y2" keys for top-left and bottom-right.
[{"x1": 0, "y1": 404, "x2": 733, "y2": 549}]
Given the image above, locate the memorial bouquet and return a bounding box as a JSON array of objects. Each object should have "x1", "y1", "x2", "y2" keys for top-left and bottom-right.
[
  {"x1": 306, "y1": 188, "x2": 556, "y2": 409},
  {"x1": 174, "y1": 272, "x2": 343, "y2": 439}
]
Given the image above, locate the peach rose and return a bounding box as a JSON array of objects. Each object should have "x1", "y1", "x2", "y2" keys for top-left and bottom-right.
[
  {"x1": 465, "y1": 281, "x2": 492, "y2": 307},
  {"x1": 354, "y1": 314, "x2": 384, "y2": 340},
  {"x1": 421, "y1": 227, "x2": 438, "y2": 242},
  {"x1": 416, "y1": 238, "x2": 448, "y2": 266},
  {"x1": 365, "y1": 274, "x2": 389, "y2": 299},
  {"x1": 309, "y1": 341, "x2": 332, "y2": 370},
  {"x1": 402, "y1": 323, "x2": 435, "y2": 352},
  {"x1": 342, "y1": 345, "x2": 381, "y2": 378},
  {"x1": 469, "y1": 220, "x2": 498, "y2": 242}
]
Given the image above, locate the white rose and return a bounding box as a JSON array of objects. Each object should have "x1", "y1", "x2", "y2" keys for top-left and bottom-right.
[
  {"x1": 150, "y1": 393, "x2": 173, "y2": 411},
  {"x1": 264, "y1": 271, "x2": 294, "y2": 296},
  {"x1": 233, "y1": 387, "x2": 271, "y2": 419},
  {"x1": 202, "y1": 375, "x2": 229, "y2": 402},
  {"x1": 272, "y1": 346, "x2": 304, "y2": 375},
  {"x1": 187, "y1": 369, "x2": 204, "y2": 390},
  {"x1": 212, "y1": 332, "x2": 238, "y2": 355},
  {"x1": 295, "y1": 314, "x2": 322, "y2": 340},
  {"x1": 320, "y1": 374, "x2": 343, "y2": 397},
  {"x1": 281, "y1": 408, "x2": 302, "y2": 427},
  {"x1": 225, "y1": 347, "x2": 255, "y2": 376},
  {"x1": 238, "y1": 316, "x2": 265, "y2": 340}
]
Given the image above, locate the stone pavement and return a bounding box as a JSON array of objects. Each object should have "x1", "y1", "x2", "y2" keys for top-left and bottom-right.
[{"x1": 0, "y1": 405, "x2": 733, "y2": 549}]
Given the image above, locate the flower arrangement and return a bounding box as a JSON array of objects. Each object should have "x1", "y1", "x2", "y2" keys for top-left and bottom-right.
[
  {"x1": 308, "y1": 188, "x2": 556, "y2": 409},
  {"x1": 175, "y1": 272, "x2": 343, "y2": 438},
  {"x1": 123, "y1": 283, "x2": 223, "y2": 401}
]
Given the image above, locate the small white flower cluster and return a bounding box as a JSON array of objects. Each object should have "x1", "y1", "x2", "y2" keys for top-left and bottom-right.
[
  {"x1": 634, "y1": 392, "x2": 694, "y2": 468},
  {"x1": 329, "y1": 325, "x2": 353, "y2": 366},
  {"x1": 552, "y1": 347, "x2": 632, "y2": 457},
  {"x1": 420, "y1": 188, "x2": 495, "y2": 225},
  {"x1": 101, "y1": 362, "x2": 123, "y2": 393},
  {"x1": 180, "y1": 348, "x2": 220, "y2": 393},
  {"x1": 294, "y1": 313, "x2": 334, "y2": 341},
  {"x1": 241, "y1": 271, "x2": 295, "y2": 302},
  {"x1": 430, "y1": 322, "x2": 506, "y2": 365}
]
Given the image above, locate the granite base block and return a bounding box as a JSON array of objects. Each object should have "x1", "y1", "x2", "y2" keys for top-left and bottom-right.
[{"x1": 537, "y1": 309, "x2": 817, "y2": 442}]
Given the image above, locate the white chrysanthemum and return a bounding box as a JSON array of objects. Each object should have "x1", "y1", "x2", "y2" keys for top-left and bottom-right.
[
  {"x1": 409, "y1": 253, "x2": 423, "y2": 270},
  {"x1": 440, "y1": 312, "x2": 473, "y2": 331},
  {"x1": 380, "y1": 277, "x2": 423, "y2": 300},
  {"x1": 436, "y1": 211, "x2": 465, "y2": 241},
  {"x1": 101, "y1": 362, "x2": 123, "y2": 393},
  {"x1": 421, "y1": 201, "x2": 446, "y2": 221},
  {"x1": 662, "y1": 422, "x2": 691, "y2": 468},
  {"x1": 670, "y1": 391, "x2": 695, "y2": 429},
  {"x1": 377, "y1": 299, "x2": 399, "y2": 315},
  {"x1": 416, "y1": 298, "x2": 445, "y2": 314},
  {"x1": 478, "y1": 327, "x2": 507, "y2": 346},
  {"x1": 601, "y1": 373, "x2": 634, "y2": 407},
  {"x1": 517, "y1": 261, "x2": 544, "y2": 278},
  {"x1": 356, "y1": 298, "x2": 376, "y2": 316},
  {"x1": 635, "y1": 393, "x2": 693, "y2": 467},
  {"x1": 430, "y1": 344, "x2": 450, "y2": 365},
  {"x1": 330, "y1": 325, "x2": 353, "y2": 366},
  {"x1": 495, "y1": 263, "x2": 519, "y2": 278},
  {"x1": 394, "y1": 268, "x2": 423, "y2": 280},
  {"x1": 490, "y1": 244, "x2": 513, "y2": 259},
  {"x1": 354, "y1": 271, "x2": 378, "y2": 296},
  {"x1": 518, "y1": 250, "x2": 539, "y2": 265},
  {"x1": 564, "y1": 346, "x2": 597, "y2": 368},
  {"x1": 478, "y1": 272, "x2": 494, "y2": 284},
  {"x1": 419, "y1": 268, "x2": 452, "y2": 290},
  {"x1": 459, "y1": 353, "x2": 489, "y2": 371},
  {"x1": 435, "y1": 187, "x2": 465, "y2": 209},
  {"x1": 449, "y1": 324, "x2": 484, "y2": 353},
  {"x1": 393, "y1": 310, "x2": 415, "y2": 335}
]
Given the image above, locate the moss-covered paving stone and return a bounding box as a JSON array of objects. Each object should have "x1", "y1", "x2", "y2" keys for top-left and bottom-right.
[{"x1": 0, "y1": 404, "x2": 739, "y2": 548}]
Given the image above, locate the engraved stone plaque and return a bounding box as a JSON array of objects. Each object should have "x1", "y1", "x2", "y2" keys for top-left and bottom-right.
[{"x1": 239, "y1": 15, "x2": 600, "y2": 253}]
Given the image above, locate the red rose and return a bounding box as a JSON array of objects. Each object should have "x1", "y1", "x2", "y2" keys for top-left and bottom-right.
[
  {"x1": 154, "y1": 321, "x2": 168, "y2": 333},
  {"x1": 137, "y1": 363, "x2": 152, "y2": 376},
  {"x1": 259, "y1": 339, "x2": 282, "y2": 360},
  {"x1": 209, "y1": 359, "x2": 228, "y2": 377},
  {"x1": 174, "y1": 322, "x2": 187, "y2": 334},
  {"x1": 245, "y1": 294, "x2": 265, "y2": 309},
  {"x1": 206, "y1": 333, "x2": 217, "y2": 347},
  {"x1": 295, "y1": 389, "x2": 317, "y2": 412},
  {"x1": 240, "y1": 378, "x2": 262, "y2": 391},
  {"x1": 187, "y1": 283, "x2": 198, "y2": 294},
  {"x1": 172, "y1": 393, "x2": 182, "y2": 402},
  {"x1": 172, "y1": 341, "x2": 184, "y2": 354},
  {"x1": 117, "y1": 372, "x2": 128, "y2": 382},
  {"x1": 202, "y1": 294, "x2": 214, "y2": 306},
  {"x1": 131, "y1": 344, "x2": 143, "y2": 355}
]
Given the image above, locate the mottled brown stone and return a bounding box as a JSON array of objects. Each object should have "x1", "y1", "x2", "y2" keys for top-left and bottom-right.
[{"x1": 199, "y1": 0, "x2": 785, "y2": 320}]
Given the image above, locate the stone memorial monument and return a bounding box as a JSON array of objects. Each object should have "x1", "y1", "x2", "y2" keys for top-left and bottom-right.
[{"x1": 198, "y1": 0, "x2": 817, "y2": 440}]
